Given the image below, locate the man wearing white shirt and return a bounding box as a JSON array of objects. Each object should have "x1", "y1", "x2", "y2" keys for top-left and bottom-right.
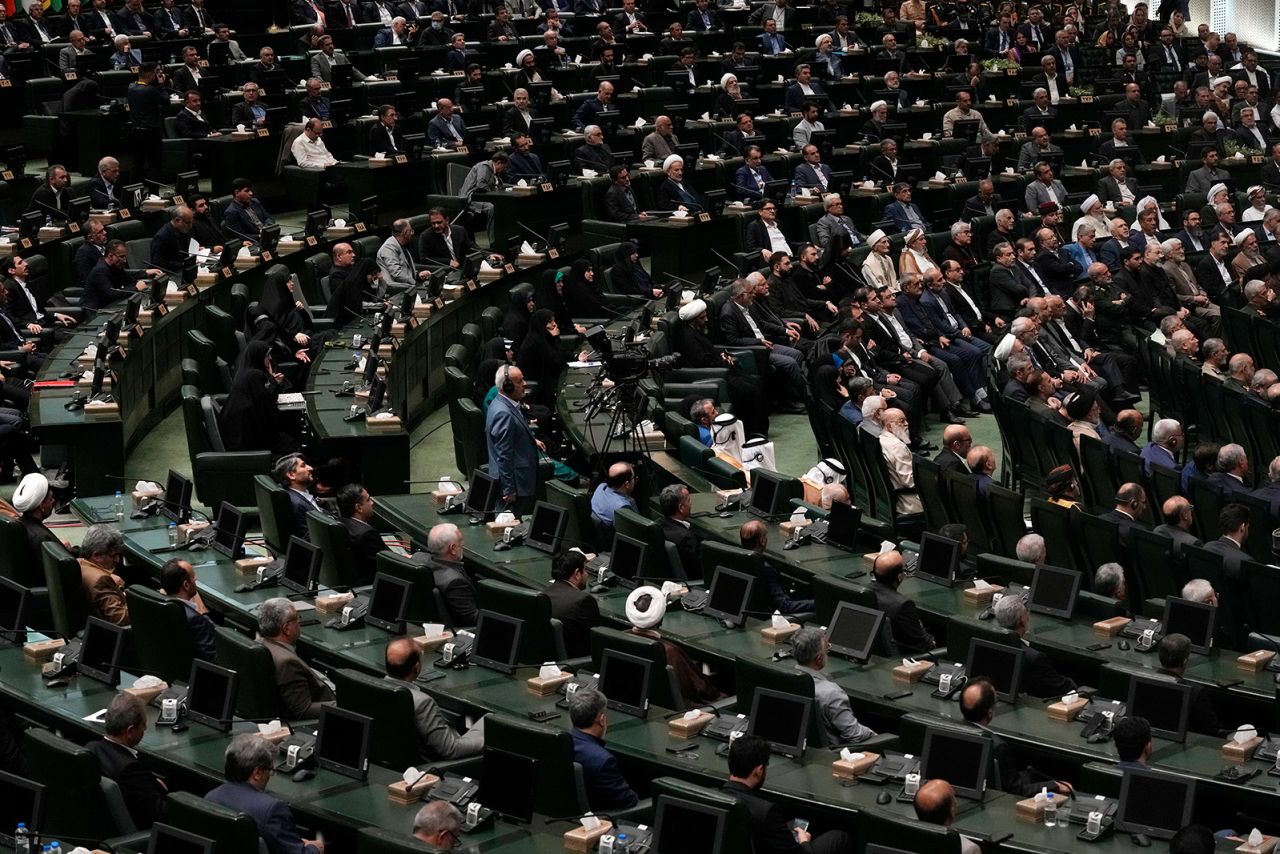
[
  {"x1": 748, "y1": 201, "x2": 790, "y2": 260},
  {"x1": 1035, "y1": 54, "x2": 1062, "y2": 104},
  {"x1": 291, "y1": 119, "x2": 339, "y2": 168}
]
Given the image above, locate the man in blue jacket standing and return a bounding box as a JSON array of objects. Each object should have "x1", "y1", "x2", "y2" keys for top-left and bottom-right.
[{"x1": 485, "y1": 364, "x2": 540, "y2": 513}]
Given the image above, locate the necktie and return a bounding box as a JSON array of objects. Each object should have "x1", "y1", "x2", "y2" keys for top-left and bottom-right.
[
  {"x1": 999, "y1": 32, "x2": 1007, "y2": 51},
  {"x1": 0, "y1": 27, "x2": 11, "y2": 45},
  {"x1": 244, "y1": 204, "x2": 262, "y2": 229},
  {"x1": 842, "y1": 221, "x2": 857, "y2": 243},
  {"x1": 624, "y1": 188, "x2": 635, "y2": 211},
  {"x1": 387, "y1": 127, "x2": 397, "y2": 150},
  {"x1": 345, "y1": 4, "x2": 354, "y2": 25}
]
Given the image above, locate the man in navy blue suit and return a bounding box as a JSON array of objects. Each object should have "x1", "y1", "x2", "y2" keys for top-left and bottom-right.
[
  {"x1": 206, "y1": 734, "x2": 324, "y2": 854},
  {"x1": 733, "y1": 145, "x2": 774, "y2": 201},
  {"x1": 568, "y1": 687, "x2": 639, "y2": 811},
  {"x1": 273, "y1": 453, "x2": 323, "y2": 542},
  {"x1": 159, "y1": 558, "x2": 216, "y2": 661}
]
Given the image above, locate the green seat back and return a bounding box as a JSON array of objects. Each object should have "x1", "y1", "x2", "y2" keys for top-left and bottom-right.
[
  {"x1": 485, "y1": 713, "x2": 588, "y2": 818},
  {"x1": 25, "y1": 728, "x2": 132, "y2": 840},
  {"x1": 125, "y1": 586, "x2": 196, "y2": 684},
  {"x1": 307, "y1": 511, "x2": 361, "y2": 587},
  {"x1": 588, "y1": 626, "x2": 684, "y2": 711},
  {"x1": 649, "y1": 777, "x2": 756, "y2": 854},
  {"x1": 164, "y1": 791, "x2": 266, "y2": 854},
  {"x1": 41, "y1": 541, "x2": 87, "y2": 640},
  {"x1": 333, "y1": 668, "x2": 420, "y2": 768},
  {"x1": 213, "y1": 627, "x2": 280, "y2": 720},
  {"x1": 476, "y1": 579, "x2": 565, "y2": 663},
  {"x1": 253, "y1": 474, "x2": 295, "y2": 555}
]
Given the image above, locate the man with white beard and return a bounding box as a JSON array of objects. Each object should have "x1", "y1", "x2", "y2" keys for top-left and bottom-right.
[{"x1": 879, "y1": 408, "x2": 923, "y2": 514}]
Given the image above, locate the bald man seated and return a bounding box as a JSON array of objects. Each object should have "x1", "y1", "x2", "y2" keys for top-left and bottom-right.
[
  {"x1": 914, "y1": 780, "x2": 980, "y2": 854},
  {"x1": 740, "y1": 520, "x2": 813, "y2": 615},
  {"x1": 590, "y1": 462, "x2": 638, "y2": 532},
  {"x1": 959, "y1": 677, "x2": 1072, "y2": 797},
  {"x1": 933, "y1": 425, "x2": 972, "y2": 475},
  {"x1": 868, "y1": 551, "x2": 935, "y2": 654},
  {"x1": 385, "y1": 638, "x2": 485, "y2": 761}
]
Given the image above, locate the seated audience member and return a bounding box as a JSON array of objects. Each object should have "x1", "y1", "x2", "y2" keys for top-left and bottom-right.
[
  {"x1": 914, "y1": 780, "x2": 980, "y2": 854},
  {"x1": 336, "y1": 483, "x2": 385, "y2": 583},
  {"x1": 423, "y1": 522, "x2": 477, "y2": 628},
  {"x1": 992, "y1": 595, "x2": 1076, "y2": 697},
  {"x1": 88, "y1": 693, "x2": 166, "y2": 828},
  {"x1": 384, "y1": 637, "x2": 485, "y2": 760},
  {"x1": 567, "y1": 687, "x2": 639, "y2": 811},
  {"x1": 543, "y1": 550, "x2": 601, "y2": 658},
  {"x1": 206, "y1": 734, "x2": 324, "y2": 853},
  {"x1": 626, "y1": 585, "x2": 723, "y2": 703},
  {"x1": 590, "y1": 461, "x2": 637, "y2": 531},
  {"x1": 1157, "y1": 633, "x2": 1224, "y2": 736},
  {"x1": 78, "y1": 524, "x2": 129, "y2": 625},
  {"x1": 959, "y1": 678, "x2": 1072, "y2": 796},
  {"x1": 256, "y1": 598, "x2": 334, "y2": 720},
  {"x1": 659, "y1": 483, "x2": 702, "y2": 581},
  {"x1": 1113, "y1": 716, "x2": 1153, "y2": 771},
  {"x1": 791, "y1": 626, "x2": 876, "y2": 745},
  {"x1": 868, "y1": 550, "x2": 934, "y2": 654},
  {"x1": 411, "y1": 802, "x2": 464, "y2": 850},
  {"x1": 159, "y1": 558, "x2": 216, "y2": 661}
]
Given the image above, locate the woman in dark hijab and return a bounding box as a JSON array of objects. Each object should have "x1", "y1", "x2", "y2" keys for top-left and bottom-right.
[
  {"x1": 610, "y1": 242, "x2": 663, "y2": 300},
  {"x1": 515, "y1": 308, "x2": 571, "y2": 406},
  {"x1": 535, "y1": 268, "x2": 582, "y2": 334},
  {"x1": 475, "y1": 357, "x2": 505, "y2": 408},
  {"x1": 219, "y1": 340, "x2": 298, "y2": 455},
  {"x1": 501, "y1": 283, "x2": 536, "y2": 349},
  {"x1": 811, "y1": 362, "x2": 844, "y2": 412},
  {"x1": 562, "y1": 259, "x2": 608, "y2": 320},
  {"x1": 243, "y1": 302, "x2": 309, "y2": 386},
  {"x1": 820, "y1": 229, "x2": 861, "y2": 299},
  {"x1": 326, "y1": 257, "x2": 381, "y2": 326},
  {"x1": 260, "y1": 268, "x2": 317, "y2": 344}
]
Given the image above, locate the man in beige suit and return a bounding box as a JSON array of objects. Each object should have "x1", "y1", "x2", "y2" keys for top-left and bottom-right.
[
  {"x1": 384, "y1": 638, "x2": 485, "y2": 761},
  {"x1": 257, "y1": 598, "x2": 334, "y2": 720},
  {"x1": 1158, "y1": 237, "x2": 1222, "y2": 335},
  {"x1": 879, "y1": 408, "x2": 922, "y2": 514}
]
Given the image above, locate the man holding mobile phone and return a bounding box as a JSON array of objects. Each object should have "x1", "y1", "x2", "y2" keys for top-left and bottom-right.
[{"x1": 721, "y1": 734, "x2": 853, "y2": 852}]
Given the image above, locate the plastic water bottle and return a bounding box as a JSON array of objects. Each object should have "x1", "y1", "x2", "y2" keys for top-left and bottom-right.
[
  {"x1": 48, "y1": 843, "x2": 60, "y2": 854},
  {"x1": 114, "y1": 491, "x2": 125, "y2": 521},
  {"x1": 1043, "y1": 792, "x2": 1057, "y2": 828},
  {"x1": 168, "y1": 522, "x2": 180, "y2": 547},
  {"x1": 14, "y1": 822, "x2": 30, "y2": 854}
]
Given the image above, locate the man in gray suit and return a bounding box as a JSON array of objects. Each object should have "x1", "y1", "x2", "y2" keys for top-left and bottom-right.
[
  {"x1": 207, "y1": 735, "x2": 323, "y2": 854},
  {"x1": 376, "y1": 219, "x2": 429, "y2": 291},
  {"x1": 310, "y1": 34, "x2": 366, "y2": 82},
  {"x1": 1023, "y1": 162, "x2": 1067, "y2": 213},
  {"x1": 485, "y1": 364, "x2": 540, "y2": 512},
  {"x1": 58, "y1": 29, "x2": 89, "y2": 70},
  {"x1": 1152, "y1": 496, "x2": 1202, "y2": 559},
  {"x1": 257, "y1": 598, "x2": 334, "y2": 720},
  {"x1": 384, "y1": 638, "x2": 484, "y2": 761}
]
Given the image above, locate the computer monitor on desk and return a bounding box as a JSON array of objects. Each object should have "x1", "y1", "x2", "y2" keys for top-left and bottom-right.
[
  {"x1": 747, "y1": 687, "x2": 811, "y2": 758},
  {"x1": 599, "y1": 648, "x2": 651, "y2": 718},
  {"x1": 471, "y1": 610, "x2": 524, "y2": 674},
  {"x1": 477, "y1": 748, "x2": 537, "y2": 824},
  {"x1": 184, "y1": 659, "x2": 238, "y2": 732},
  {"x1": 964, "y1": 639, "x2": 1023, "y2": 703},
  {"x1": 825, "y1": 602, "x2": 884, "y2": 662},
  {"x1": 146, "y1": 824, "x2": 215, "y2": 854},
  {"x1": 1162, "y1": 597, "x2": 1216, "y2": 654},
  {"x1": 464, "y1": 470, "x2": 499, "y2": 519},
  {"x1": 78, "y1": 616, "x2": 126, "y2": 688},
  {"x1": 703, "y1": 566, "x2": 755, "y2": 628},
  {"x1": 1116, "y1": 768, "x2": 1195, "y2": 841},
  {"x1": 920, "y1": 727, "x2": 991, "y2": 800},
  {"x1": 316, "y1": 705, "x2": 372, "y2": 780},
  {"x1": 366, "y1": 572, "x2": 412, "y2": 633},
  {"x1": 652, "y1": 796, "x2": 728, "y2": 854},
  {"x1": 1126, "y1": 675, "x2": 1191, "y2": 742},
  {"x1": 0, "y1": 772, "x2": 44, "y2": 847},
  {"x1": 0, "y1": 577, "x2": 29, "y2": 645},
  {"x1": 211, "y1": 501, "x2": 248, "y2": 560},
  {"x1": 1028, "y1": 564, "x2": 1081, "y2": 619},
  {"x1": 524, "y1": 501, "x2": 567, "y2": 554},
  {"x1": 278, "y1": 537, "x2": 321, "y2": 596},
  {"x1": 606, "y1": 532, "x2": 646, "y2": 583},
  {"x1": 914, "y1": 532, "x2": 961, "y2": 586}
]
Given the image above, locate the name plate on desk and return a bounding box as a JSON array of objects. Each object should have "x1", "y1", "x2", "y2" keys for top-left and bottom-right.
[{"x1": 0, "y1": 79, "x2": 12, "y2": 88}]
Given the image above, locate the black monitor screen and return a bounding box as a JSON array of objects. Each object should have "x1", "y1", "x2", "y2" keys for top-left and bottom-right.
[
  {"x1": 826, "y1": 602, "x2": 883, "y2": 662},
  {"x1": 748, "y1": 475, "x2": 780, "y2": 518},
  {"x1": 525, "y1": 501, "x2": 566, "y2": 554},
  {"x1": 366, "y1": 573, "x2": 411, "y2": 633},
  {"x1": 477, "y1": 747, "x2": 538, "y2": 824},
  {"x1": 1126, "y1": 676, "x2": 1191, "y2": 742},
  {"x1": 174, "y1": 171, "x2": 199, "y2": 203},
  {"x1": 748, "y1": 688, "x2": 810, "y2": 758},
  {"x1": 316, "y1": 706, "x2": 371, "y2": 780},
  {"x1": 79, "y1": 616, "x2": 125, "y2": 687},
  {"x1": 599, "y1": 649, "x2": 651, "y2": 718},
  {"x1": 608, "y1": 533, "x2": 646, "y2": 582},
  {"x1": 162, "y1": 470, "x2": 193, "y2": 524},
  {"x1": 212, "y1": 501, "x2": 246, "y2": 560},
  {"x1": 0, "y1": 772, "x2": 44, "y2": 846},
  {"x1": 1162, "y1": 597, "x2": 1215, "y2": 654},
  {"x1": 824, "y1": 501, "x2": 862, "y2": 549},
  {"x1": 146, "y1": 824, "x2": 215, "y2": 854},
  {"x1": 1116, "y1": 769, "x2": 1195, "y2": 840},
  {"x1": 472, "y1": 611, "x2": 523, "y2": 673},
  {"x1": 921, "y1": 728, "x2": 990, "y2": 800},
  {"x1": 1028, "y1": 565, "x2": 1081, "y2": 619},
  {"x1": 704, "y1": 567, "x2": 754, "y2": 626},
  {"x1": 916, "y1": 533, "x2": 960, "y2": 585},
  {"x1": 185, "y1": 660, "x2": 237, "y2": 731},
  {"x1": 652, "y1": 796, "x2": 728, "y2": 854},
  {"x1": 965, "y1": 639, "x2": 1023, "y2": 703},
  {"x1": 281, "y1": 537, "x2": 321, "y2": 596},
  {"x1": 0, "y1": 577, "x2": 29, "y2": 644}
]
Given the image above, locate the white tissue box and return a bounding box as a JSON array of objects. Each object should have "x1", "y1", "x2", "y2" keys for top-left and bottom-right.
[
  {"x1": 411, "y1": 630, "x2": 454, "y2": 654},
  {"x1": 1223, "y1": 735, "x2": 1264, "y2": 762},
  {"x1": 123, "y1": 680, "x2": 169, "y2": 703},
  {"x1": 1236, "y1": 834, "x2": 1278, "y2": 853}
]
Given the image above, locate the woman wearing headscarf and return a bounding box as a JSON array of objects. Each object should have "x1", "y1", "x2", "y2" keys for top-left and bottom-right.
[
  {"x1": 821, "y1": 229, "x2": 863, "y2": 297},
  {"x1": 243, "y1": 302, "x2": 311, "y2": 386},
  {"x1": 861, "y1": 229, "x2": 899, "y2": 291},
  {"x1": 475, "y1": 356, "x2": 506, "y2": 409},
  {"x1": 1077, "y1": 194, "x2": 1111, "y2": 239},
  {"x1": 326, "y1": 257, "x2": 381, "y2": 327},
  {"x1": 562, "y1": 258, "x2": 609, "y2": 320},
  {"x1": 219, "y1": 340, "x2": 298, "y2": 455},
  {"x1": 535, "y1": 268, "x2": 587, "y2": 335},
  {"x1": 898, "y1": 228, "x2": 937, "y2": 277},
  {"x1": 260, "y1": 269, "x2": 321, "y2": 357},
  {"x1": 501, "y1": 283, "x2": 536, "y2": 349},
  {"x1": 715, "y1": 73, "x2": 750, "y2": 118},
  {"x1": 610, "y1": 242, "x2": 663, "y2": 300},
  {"x1": 515, "y1": 308, "x2": 574, "y2": 406}
]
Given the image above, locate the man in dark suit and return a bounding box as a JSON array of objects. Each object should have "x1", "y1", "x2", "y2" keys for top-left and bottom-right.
[
  {"x1": 183, "y1": 0, "x2": 213, "y2": 33},
  {"x1": 74, "y1": 219, "x2": 108, "y2": 288},
  {"x1": 1254, "y1": 458, "x2": 1280, "y2": 517},
  {"x1": 88, "y1": 693, "x2": 166, "y2": 828},
  {"x1": 1156, "y1": 633, "x2": 1224, "y2": 736},
  {"x1": 988, "y1": 241, "x2": 1028, "y2": 319},
  {"x1": 113, "y1": 0, "x2": 152, "y2": 36},
  {"x1": 423, "y1": 522, "x2": 477, "y2": 627},
  {"x1": 1096, "y1": 158, "x2": 1139, "y2": 205},
  {"x1": 568, "y1": 688, "x2": 639, "y2": 811},
  {"x1": 1099, "y1": 482, "x2": 1150, "y2": 543},
  {"x1": 869, "y1": 551, "x2": 934, "y2": 654},
  {"x1": 28, "y1": 164, "x2": 70, "y2": 221},
  {"x1": 419, "y1": 206, "x2": 477, "y2": 267},
  {"x1": 337, "y1": 483, "x2": 386, "y2": 584},
  {"x1": 256, "y1": 598, "x2": 335, "y2": 720},
  {"x1": 158, "y1": 558, "x2": 217, "y2": 660},
  {"x1": 933, "y1": 424, "x2": 971, "y2": 476},
  {"x1": 1153, "y1": 496, "x2": 1202, "y2": 559},
  {"x1": 222, "y1": 179, "x2": 275, "y2": 242},
  {"x1": 603, "y1": 165, "x2": 644, "y2": 223},
  {"x1": 427, "y1": 99, "x2": 467, "y2": 150},
  {"x1": 1207, "y1": 445, "x2": 1251, "y2": 499},
  {"x1": 206, "y1": 734, "x2": 323, "y2": 853},
  {"x1": 1103, "y1": 409, "x2": 1143, "y2": 454},
  {"x1": 659, "y1": 484, "x2": 701, "y2": 581},
  {"x1": 1202, "y1": 502, "x2": 1249, "y2": 578},
  {"x1": 543, "y1": 551, "x2": 600, "y2": 658},
  {"x1": 274, "y1": 454, "x2": 322, "y2": 542},
  {"x1": 993, "y1": 596, "x2": 1075, "y2": 698},
  {"x1": 82, "y1": 238, "x2": 151, "y2": 311},
  {"x1": 150, "y1": 205, "x2": 194, "y2": 278},
  {"x1": 328, "y1": 0, "x2": 364, "y2": 26},
  {"x1": 152, "y1": 0, "x2": 188, "y2": 37},
  {"x1": 2, "y1": 255, "x2": 73, "y2": 331},
  {"x1": 722, "y1": 734, "x2": 853, "y2": 854},
  {"x1": 293, "y1": 0, "x2": 327, "y2": 22},
  {"x1": 960, "y1": 679, "x2": 1072, "y2": 797},
  {"x1": 174, "y1": 91, "x2": 217, "y2": 139},
  {"x1": 1046, "y1": 31, "x2": 1082, "y2": 86}
]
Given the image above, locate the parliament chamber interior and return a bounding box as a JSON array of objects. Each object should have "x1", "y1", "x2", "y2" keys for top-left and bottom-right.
[{"x1": 0, "y1": 0, "x2": 1277, "y2": 851}]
